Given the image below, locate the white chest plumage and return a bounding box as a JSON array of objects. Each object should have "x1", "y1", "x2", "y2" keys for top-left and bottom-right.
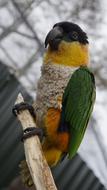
[{"x1": 33, "y1": 62, "x2": 78, "y2": 127}]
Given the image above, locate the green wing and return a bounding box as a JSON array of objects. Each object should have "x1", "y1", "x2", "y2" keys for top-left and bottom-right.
[{"x1": 61, "y1": 66, "x2": 96, "y2": 158}]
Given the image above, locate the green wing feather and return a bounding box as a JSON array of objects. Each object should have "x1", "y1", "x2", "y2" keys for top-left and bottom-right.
[{"x1": 61, "y1": 66, "x2": 96, "y2": 158}]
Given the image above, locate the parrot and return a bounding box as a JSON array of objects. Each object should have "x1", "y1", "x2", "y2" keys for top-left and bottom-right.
[{"x1": 13, "y1": 21, "x2": 96, "y2": 187}]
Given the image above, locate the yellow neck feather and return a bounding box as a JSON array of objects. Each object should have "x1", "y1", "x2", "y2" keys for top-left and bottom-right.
[{"x1": 44, "y1": 41, "x2": 89, "y2": 67}]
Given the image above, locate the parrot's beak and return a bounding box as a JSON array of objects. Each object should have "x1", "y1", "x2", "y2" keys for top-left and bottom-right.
[{"x1": 45, "y1": 26, "x2": 63, "y2": 49}]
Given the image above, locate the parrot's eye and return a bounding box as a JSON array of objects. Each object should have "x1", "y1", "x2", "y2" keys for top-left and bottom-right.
[
  {"x1": 68, "y1": 31, "x2": 78, "y2": 41},
  {"x1": 72, "y1": 31, "x2": 78, "y2": 40}
]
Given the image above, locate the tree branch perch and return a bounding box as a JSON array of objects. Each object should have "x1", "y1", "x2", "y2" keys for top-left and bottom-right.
[{"x1": 15, "y1": 93, "x2": 57, "y2": 190}]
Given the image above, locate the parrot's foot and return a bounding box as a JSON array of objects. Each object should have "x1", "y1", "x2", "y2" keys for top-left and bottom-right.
[
  {"x1": 12, "y1": 102, "x2": 36, "y2": 120},
  {"x1": 22, "y1": 127, "x2": 44, "y2": 142},
  {"x1": 19, "y1": 160, "x2": 33, "y2": 187}
]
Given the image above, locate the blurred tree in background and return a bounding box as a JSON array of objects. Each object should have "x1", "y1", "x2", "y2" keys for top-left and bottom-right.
[{"x1": 0, "y1": 0, "x2": 107, "y2": 89}]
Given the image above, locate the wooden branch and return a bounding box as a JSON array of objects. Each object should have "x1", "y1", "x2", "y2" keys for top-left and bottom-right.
[{"x1": 15, "y1": 93, "x2": 57, "y2": 190}]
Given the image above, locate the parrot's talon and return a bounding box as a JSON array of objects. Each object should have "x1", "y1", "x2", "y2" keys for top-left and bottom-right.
[
  {"x1": 12, "y1": 102, "x2": 36, "y2": 119},
  {"x1": 12, "y1": 106, "x2": 18, "y2": 116},
  {"x1": 21, "y1": 127, "x2": 44, "y2": 142}
]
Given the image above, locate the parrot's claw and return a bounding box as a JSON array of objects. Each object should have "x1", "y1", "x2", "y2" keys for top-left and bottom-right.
[
  {"x1": 22, "y1": 127, "x2": 44, "y2": 142},
  {"x1": 12, "y1": 102, "x2": 36, "y2": 120}
]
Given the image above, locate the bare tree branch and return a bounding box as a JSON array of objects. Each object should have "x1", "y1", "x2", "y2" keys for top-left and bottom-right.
[
  {"x1": 11, "y1": 0, "x2": 43, "y2": 51},
  {"x1": 14, "y1": 93, "x2": 57, "y2": 190},
  {"x1": 0, "y1": 44, "x2": 18, "y2": 67},
  {"x1": 13, "y1": 30, "x2": 35, "y2": 39},
  {"x1": 17, "y1": 52, "x2": 38, "y2": 77},
  {"x1": 0, "y1": 1, "x2": 32, "y2": 41}
]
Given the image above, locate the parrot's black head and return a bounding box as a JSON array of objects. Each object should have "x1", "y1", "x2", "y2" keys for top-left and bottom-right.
[{"x1": 45, "y1": 21, "x2": 88, "y2": 50}]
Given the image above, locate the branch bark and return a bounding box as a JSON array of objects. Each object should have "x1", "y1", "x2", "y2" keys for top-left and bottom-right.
[{"x1": 15, "y1": 93, "x2": 57, "y2": 190}]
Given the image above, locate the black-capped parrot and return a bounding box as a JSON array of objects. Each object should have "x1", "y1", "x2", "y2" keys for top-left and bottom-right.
[{"x1": 13, "y1": 21, "x2": 96, "y2": 186}]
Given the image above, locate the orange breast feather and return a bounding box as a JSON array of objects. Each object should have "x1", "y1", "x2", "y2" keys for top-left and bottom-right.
[{"x1": 44, "y1": 108, "x2": 69, "y2": 152}]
